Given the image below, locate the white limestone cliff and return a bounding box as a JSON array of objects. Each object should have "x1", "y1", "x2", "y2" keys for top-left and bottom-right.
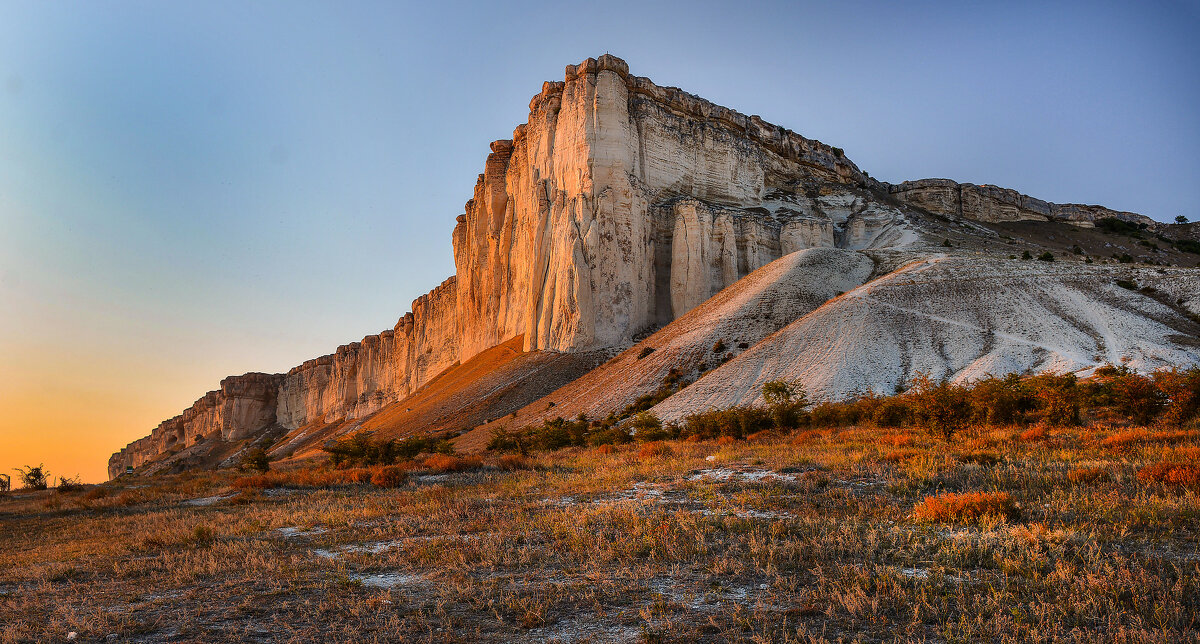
[{"x1": 109, "y1": 54, "x2": 1181, "y2": 478}]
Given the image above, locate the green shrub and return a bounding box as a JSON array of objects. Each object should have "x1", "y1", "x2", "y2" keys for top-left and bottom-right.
[
  {"x1": 1154, "y1": 367, "x2": 1200, "y2": 426},
  {"x1": 762, "y1": 379, "x2": 809, "y2": 429},
  {"x1": 1037, "y1": 252, "x2": 1055, "y2": 262},
  {"x1": 871, "y1": 396, "x2": 911, "y2": 427},
  {"x1": 907, "y1": 373, "x2": 971, "y2": 439},
  {"x1": 1096, "y1": 217, "x2": 1142, "y2": 236},
  {"x1": 968, "y1": 374, "x2": 1034, "y2": 425},
  {"x1": 324, "y1": 432, "x2": 452, "y2": 467},
  {"x1": 1175, "y1": 239, "x2": 1200, "y2": 254},
  {"x1": 679, "y1": 406, "x2": 772, "y2": 440},
  {"x1": 631, "y1": 412, "x2": 674, "y2": 441},
  {"x1": 1090, "y1": 365, "x2": 1166, "y2": 424},
  {"x1": 240, "y1": 447, "x2": 271, "y2": 473},
  {"x1": 1027, "y1": 372, "x2": 1081, "y2": 426}
]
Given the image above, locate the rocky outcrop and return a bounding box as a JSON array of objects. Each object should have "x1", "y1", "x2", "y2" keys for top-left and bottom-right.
[
  {"x1": 886, "y1": 178, "x2": 1154, "y2": 227},
  {"x1": 452, "y1": 54, "x2": 874, "y2": 358},
  {"x1": 108, "y1": 373, "x2": 282, "y2": 478},
  {"x1": 110, "y1": 53, "x2": 1178, "y2": 478},
  {"x1": 651, "y1": 258, "x2": 1200, "y2": 419}
]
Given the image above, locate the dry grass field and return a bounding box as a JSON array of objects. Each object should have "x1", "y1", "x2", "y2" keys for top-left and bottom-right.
[{"x1": 3, "y1": 418, "x2": 1199, "y2": 642}]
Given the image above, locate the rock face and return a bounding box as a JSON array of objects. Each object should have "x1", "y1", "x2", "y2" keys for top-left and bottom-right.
[
  {"x1": 110, "y1": 54, "x2": 1188, "y2": 478},
  {"x1": 108, "y1": 373, "x2": 282, "y2": 478},
  {"x1": 452, "y1": 54, "x2": 875, "y2": 358},
  {"x1": 886, "y1": 179, "x2": 1155, "y2": 227}
]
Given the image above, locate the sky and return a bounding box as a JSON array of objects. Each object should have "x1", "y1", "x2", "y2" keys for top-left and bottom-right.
[{"x1": 1, "y1": 0, "x2": 1197, "y2": 483}]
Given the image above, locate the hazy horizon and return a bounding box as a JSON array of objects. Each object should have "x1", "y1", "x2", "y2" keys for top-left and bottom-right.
[{"x1": 2, "y1": 0, "x2": 1198, "y2": 482}]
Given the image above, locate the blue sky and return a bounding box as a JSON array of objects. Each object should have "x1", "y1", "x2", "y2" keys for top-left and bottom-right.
[{"x1": 1, "y1": 0, "x2": 1197, "y2": 481}]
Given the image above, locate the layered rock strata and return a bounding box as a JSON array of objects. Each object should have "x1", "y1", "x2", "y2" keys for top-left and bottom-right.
[{"x1": 887, "y1": 178, "x2": 1155, "y2": 227}]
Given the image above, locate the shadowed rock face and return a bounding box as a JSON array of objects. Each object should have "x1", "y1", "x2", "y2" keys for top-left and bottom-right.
[
  {"x1": 108, "y1": 373, "x2": 282, "y2": 479},
  {"x1": 109, "y1": 54, "x2": 1186, "y2": 478}
]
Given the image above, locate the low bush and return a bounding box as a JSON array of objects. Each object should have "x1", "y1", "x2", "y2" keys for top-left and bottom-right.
[
  {"x1": 637, "y1": 442, "x2": 672, "y2": 460},
  {"x1": 912, "y1": 491, "x2": 1018, "y2": 523},
  {"x1": 239, "y1": 447, "x2": 271, "y2": 473},
  {"x1": 496, "y1": 454, "x2": 533, "y2": 471},
  {"x1": 1019, "y1": 426, "x2": 1048, "y2": 442},
  {"x1": 908, "y1": 373, "x2": 971, "y2": 439},
  {"x1": 370, "y1": 465, "x2": 408, "y2": 488},
  {"x1": 55, "y1": 475, "x2": 84, "y2": 493},
  {"x1": 191, "y1": 525, "x2": 215, "y2": 547},
  {"x1": 1137, "y1": 462, "x2": 1200, "y2": 488},
  {"x1": 15, "y1": 464, "x2": 48, "y2": 491},
  {"x1": 324, "y1": 432, "x2": 454, "y2": 467},
  {"x1": 423, "y1": 454, "x2": 482, "y2": 473},
  {"x1": 679, "y1": 406, "x2": 772, "y2": 440}
]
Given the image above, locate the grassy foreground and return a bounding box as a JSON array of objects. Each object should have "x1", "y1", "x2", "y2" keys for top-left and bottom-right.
[{"x1": 2, "y1": 423, "x2": 1199, "y2": 642}]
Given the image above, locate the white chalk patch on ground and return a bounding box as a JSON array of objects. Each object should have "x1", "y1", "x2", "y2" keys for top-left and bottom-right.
[
  {"x1": 277, "y1": 526, "x2": 328, "y2": 538},
  {"x1": 183, "y1": 493, "x2": 236, "y2": 506},
  {"x1": 685, "y1": 468, "x2": 796, "y2": 482},
  {"x1": 313, "y1": 540, "x2": 407, "y2": 560},
  {"x1": 522, "y1": 614, "x2": 642, "y2": 643},
  {"x1": 352, "y1": 572, "x2": 420, "y2": 588}
]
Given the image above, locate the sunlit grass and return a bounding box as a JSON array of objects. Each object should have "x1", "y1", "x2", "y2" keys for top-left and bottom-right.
[{"x1": 1, "y1": 421, "x2": 1197, "y2": 641}]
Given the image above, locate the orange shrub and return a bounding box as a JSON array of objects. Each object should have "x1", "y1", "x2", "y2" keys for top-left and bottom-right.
[
  {"x1": 594, "y1": 444, "x2": 615, "y2": 455},
  {"x1": 496, "y1": 454, "x2": 532, "y2": 471},
  {"x1": 789, "y1": 429, "x2": 826, "y2": 445},
  {"x1": 1137, "y1": 462, "x2": 1200, "y2": 487},
  {"x1": 331, "y1": 468, "x2": 374, "y2": 484},
  {"x1": 423, "y1": 454, "x2": 482, "y2": 473},
  {"x1": 881, "y1": 432, "x2": 914, "y2": 448},
  {"x1": 912, "y1": 491, "x2": 1018, "y2": 523},
  {"x1": 370, "y1": 465, "x2": 407, "y2": 488},
  {"x1": 1101, "y1": 429, "x2": 1198, "y2": 449},
  {"x1": 637, "y1": 441, "x2": 673, "y2": 459},
  {"x1": 1019, "y1": 426, "x2": 1048, "y2": 442}
]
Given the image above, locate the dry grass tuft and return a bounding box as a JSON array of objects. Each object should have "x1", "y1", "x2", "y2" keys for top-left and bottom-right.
[
  {"x1": 912, "y1": 491, "x2": 1018, "y2": 523},
  {"x1": 495, "y1": 454, "x2": 533, "y2": 471},
  {"x1": 1067, "y1": 466, "x2": 1110, "y2": 484}
]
